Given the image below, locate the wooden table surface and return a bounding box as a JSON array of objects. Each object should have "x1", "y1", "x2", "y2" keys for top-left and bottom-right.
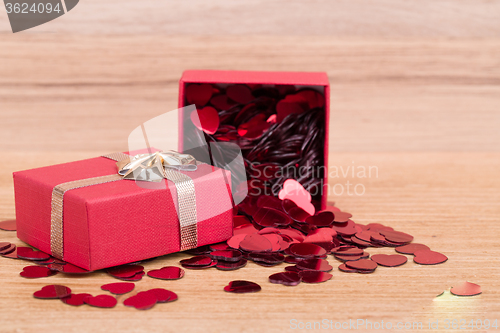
[{"x1": 1, "y1": 1, "x2": 500, "y2": 332}]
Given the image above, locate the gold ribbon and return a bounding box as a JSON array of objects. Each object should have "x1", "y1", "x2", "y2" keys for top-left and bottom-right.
[{"x1": 50, "y1": 151, "x2": 199, "y2": 260}]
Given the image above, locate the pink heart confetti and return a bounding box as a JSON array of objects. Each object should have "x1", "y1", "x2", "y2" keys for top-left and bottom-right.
[{"x1": 278, "y1": 179, "x2": 315, "y2": 216}]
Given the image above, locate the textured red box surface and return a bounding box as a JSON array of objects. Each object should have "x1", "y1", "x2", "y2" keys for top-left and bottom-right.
[
  {"x1": 178, "y1": 69, "x2": 330, "y2": 208},
  {"x1": 13, "y1": 154, "x2": 233, "y2": 270}
]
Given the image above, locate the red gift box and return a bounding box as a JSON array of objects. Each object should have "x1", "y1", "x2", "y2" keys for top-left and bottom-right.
[
  {"x1": 13, "y1": 152, "x2": 233, "y2": 271},
  {"x1": 178, "y1": 70, "x2": 330, "y2": 208}
]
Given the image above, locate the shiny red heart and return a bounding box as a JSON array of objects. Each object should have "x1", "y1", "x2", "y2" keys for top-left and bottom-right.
[
  {"x1": 190, "y1": 106, "x2": 220, "y2": 135},
  {"x1": 413, "y1": 250, "x2": 448, "y2": 265},
  {"x1": 0, "y1": 219, "x2": 16, "y2": 231},
  {"x1": 106, "y1": 265, "x2": 144, "y2": 278},
  {"x1": 16, "y1": 247, "x2": 50, "y2": 261},
  {"x1": 185, "y1": 83, "x2": 213, "y2": 106},
  {"x1": 450, "y1": 282, "x2": 482, "y2": 296},
  {"x1": 147, "y1": 266, "x2": 185, "y2": 280},
  {"x1": 226, "y1": 85, "x2": 253, "y2": 104},
  {"x1": 146, "y1": 288, "x2": 178, "y2": 303},
  {"x1": 269, "y1": 272, "x2": 301, "y2": 286},
  {"x1": 224, "y1": 280, "x2": 261, "y2": 293},
  {"x1": 85, "y1": 295, "x2": 117, "y2": 308},
  {"x1": 124, "y1": 291, "x2": 157, "y2": 310},
  {"x1": 61, "y1": 293, "x2": 92, "y2": 306},
  {"x1": 299, "y1": 270, "x2": 332, "y2": 283},
  {"x1": 276, "y1": 94, "x2": 308, "y2": 122},
  {"x1": 33, "y1": 285, "x2": 71, "y2": 299},
  {"x1": 370, "y1": 254, "x2": 408, "y2": 267},
  {"x1": 237, "y1": 114, "x2": 271, "y2": 139},
  {"x1": 20, "y1": 265, "x2": 57, "y2": 278},
  {"x1": 101, "y1": 282, "x2": 135, "y2": 295}
]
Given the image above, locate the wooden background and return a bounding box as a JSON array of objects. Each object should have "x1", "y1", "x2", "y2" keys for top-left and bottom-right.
[{"x1": 0, "y1": 1, "x2": 499, "y2": 332}]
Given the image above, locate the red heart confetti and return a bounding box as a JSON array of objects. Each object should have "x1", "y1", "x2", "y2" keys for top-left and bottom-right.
[
  {"x1": 147, "y1": 266, "x2": 185, "y2": 280},
  {"x1": 413, "y1": 250, "x2": 448, "y2": 265},
  {"x1": 295, "y1": 89, "x2": 324, "y2": 109},
  {"x1": 237, "y1": 114, "x2": 271, "y2": 140},
  {"x1": 226, "y1": 85, "x2": 253, "y2": 104},
  {"x1": 106, "y1": 265, "x2": 144, "y2": 278},
  {"x1": 395, "y1": 243, "x2": 430, "y2": 255},
  {"x1": 224, "y1": 280, "x2": 261, "y2": 293},
  {"x1": 210, "y1": 94, "x2": 235, "y2": 111},
  {"x1": 289, "y1": 243, "x2": 326, "y2": 258},
  {"x1": 101, "y1": 282, "x2": 135, "y2": 295},
  {"x1": 0, "y1": 219, "x2": 16, "y2": 231},
  {"x1": 299, "y1": 270, "x2": 332, "y2": 283},
  {"x1": 85, "y1": 295, "x2": 117, "y2": 308},
  {"x1": 124, "y1": 291, "x2": 158, "y2": 310},
  {"x1": 190, "y1": 106, "x2": 220, "y2": 135},
  {"x1": 181, "y1": 260, "x2": 217, "y2": 270},
  {"x1": 450, "y1": 282, "x2": 482, "y2": 297},
  {"x1": 179, "y1": 255, "x2": 213, "y2": 266},
  {"x1": 370, "y1": 254, "x2": 408, "y2": 267},
  {"x1": 305, "y1": 211, "x2": 334, "y2": 227},
  {"x1": 269, "y1": 272, "x2": 301, "y2": 286},
  {"x1": 288, "y1": 207, "x2": 312, "y2": 223},
  {"x1": 0, "y1": 243, "x2": 16, "y2": 256},
  {"x1": 17, "y1": 247, "x2": 50, "y2": 261},
  {"x1": 332, "y1": 212, "x2": 353, "y2": 223},
  {"x1": 338, "y1": 263, "x2": 358, "y2": 273},
  {"x1": 296, "y1": 258, "x2": 333, "y2": 272},
  {"x1": 379, "y1": 230, "x2": 413, "y2": 244},
  {"x1": 248, "y1": 252, "x2": 285, "y2": 265},
  {"x1": 0, "y1": 242, "x2": 11, "y2": 252},
  {"x1": 146, "y1": 288, "x2": 178, "y2": 303},
  {"x1": 20, "y1": 265, "x2": 57, "y2": 278},
  {"x1": 216, "y1": 258, "x2": 248, "y2": 271},
  {"x1": 346, "y1": 259, "x2": 378, "y2": 272},
  {"x1": 185, "y1": 83, "x2": 213, "y2": 107},
  {"x1": 117, "y1": 271, "x2": 146, "y2": 281},
  {"x1": 239, "y1": 234, "x2": 273, "y2": 253},
  {"x1": 33, "y1": 285, "x2": 71, "y2": 299},
  {"x1": 227, "y1": 234, "x2": 247, "y2": 249},
  {"x1": 61, "y1": 293, "x2": 92, "y2": 306},
  {"x1": 253, "y1": 207, "x2": 291, "y2": 228},
  {"x1": 209, "y1": 250, "x2": 243, "y2": 262},
  {"x1": 276, "y1": 96, "x2": 307, "y2": 122}
]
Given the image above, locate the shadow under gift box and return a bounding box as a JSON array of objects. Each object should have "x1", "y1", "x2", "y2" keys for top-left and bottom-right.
[
  {"x1": 13, "y1": 153, "x2": 233, "y2": 271},
  {"x1": 178, "y1": 70, "x2": 330, "y2": 209}
]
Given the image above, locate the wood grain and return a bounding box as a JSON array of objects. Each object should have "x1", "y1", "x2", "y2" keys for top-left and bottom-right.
[{"x1": 1, "y1": 0, "x2": 500, "y2": 332}]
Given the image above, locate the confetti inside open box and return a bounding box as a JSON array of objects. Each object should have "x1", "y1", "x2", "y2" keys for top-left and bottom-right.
[{"x1": 178, "y1": 70, "x2": 330, "y2": 208}]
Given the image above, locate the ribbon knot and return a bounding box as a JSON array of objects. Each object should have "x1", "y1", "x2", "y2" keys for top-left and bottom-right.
[{"x1": 117, "y1": 150, "x2": 197, "y2": 182}]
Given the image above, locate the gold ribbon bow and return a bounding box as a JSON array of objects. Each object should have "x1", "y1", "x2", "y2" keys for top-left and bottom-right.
[
  {"x1": 50, "y1": 150, "x2": 199, "y2": 261},
  {"x1": 117, "y1": 150, "x2": 198, "y2": 182}
]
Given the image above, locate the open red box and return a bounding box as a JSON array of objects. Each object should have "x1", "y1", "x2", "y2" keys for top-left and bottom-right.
[{"x1": 178, "y1": 70, "x2": 330, "y2": 209}]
